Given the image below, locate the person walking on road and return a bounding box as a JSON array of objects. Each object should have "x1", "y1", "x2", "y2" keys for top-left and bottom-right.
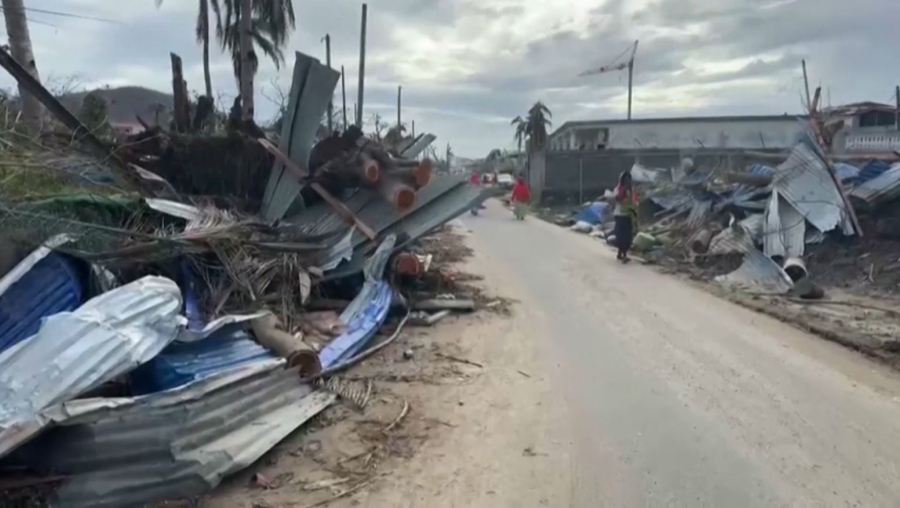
[
  {"x1": 510, "y1": 175, "x2": 531, "y2": 220},
  {"x1": 613, "y1": 171, "x2": 638, "y2": 263}
]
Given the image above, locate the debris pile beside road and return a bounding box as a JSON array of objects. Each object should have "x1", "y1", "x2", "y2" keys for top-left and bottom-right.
[
  {"x1": 548, "y1": 123, "x2": 900, "y2": 364},
  {"x1": 0, "y1": 47, "x2": 493, "y2": 507}
]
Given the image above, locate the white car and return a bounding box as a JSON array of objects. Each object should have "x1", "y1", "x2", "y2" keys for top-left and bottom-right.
[{"x1": 496, "y1": 174, "x2": 514, "y2": 189}]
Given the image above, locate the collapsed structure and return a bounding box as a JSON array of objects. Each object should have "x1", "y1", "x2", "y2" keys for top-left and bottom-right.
[
  {"x1": 557, "y1": 119, "x2": 900, "y2": 297},
  {"x1": 0, "y1": 47, "x2": 492, "y2": 507}
]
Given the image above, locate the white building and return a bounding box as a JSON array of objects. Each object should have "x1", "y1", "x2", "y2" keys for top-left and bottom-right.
[{"x1": 548, "y1": 115, "x2": 807, "y2": 152}]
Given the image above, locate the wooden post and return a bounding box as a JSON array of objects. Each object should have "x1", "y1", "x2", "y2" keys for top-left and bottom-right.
[
  {"x1": 325, "y1": 34, "x2": 333, "y2": 133},
  {"x1": 170, "y1": 53, "x2": 189, "y2": 132},
  {"x1": 239, "y1": 0, "x2": 254, "y2": 120},
  {"x1": 357, "y1": 3, "x2": 368, "y2": 127},
  {"x1": 802, "y1": 60, "x2": 811, "y2": 111},
  {"x1": 341, "y1": 65, "x2": 348, "y2": 131},
  {"x1": 895, "y1": 85, "x2": 899, "y2": 131},
  {"x1": 579, "y1": 158, "x2": 584, "y2": 204}
]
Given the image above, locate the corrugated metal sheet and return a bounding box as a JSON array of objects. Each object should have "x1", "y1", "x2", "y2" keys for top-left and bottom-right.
[
  {"x1": 0, "y1": 276, "x2": 184, "y2": 459},
  {"x1": 849, "y1": 164, "x2": 900, "y2": 209},
  {"x1": 262, "y1": 51, "x2": 341, "y2": 220},
  {"x1": 687, "y1": 199, "x2": 713, "y2": 229},
  {"x1": 401, "y1": 133, "x2": 437, "y2": 159},
  {"x1": 319, "y1": 236, "x2": 395, "y2": 368},
  {"x1": 763, "y1": 190, "x2": 805, "y2": 259},
  {"x1": 0, "y1": 247, "x2": 86, "y2": 354},
  {"x1": 329, "y1": 179, "x2": 493, "y2": 278},
  {"x1": 772, "y1": 139, "x2": 853, "y2": 235},
  {"x1": 130, "y1": 325, "x2": 282, "y2": 395},
  {"x1": 16, "y1": 363, "x2": 334, "y2": 508},
  {"x1": 716, "y1": 248, "x2": 794, "y2": 294},
  {"x1": 291, "y1": 175, "x2": 489, "y2": 276}
]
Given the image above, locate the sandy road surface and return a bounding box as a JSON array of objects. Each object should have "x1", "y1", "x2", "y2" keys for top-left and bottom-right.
[
  {"x1": 228, "y1": 201, "x2": 900, "y2": 508},
  {"x1": 393, "y1": 201, "x2": 900, "y2": 508}
]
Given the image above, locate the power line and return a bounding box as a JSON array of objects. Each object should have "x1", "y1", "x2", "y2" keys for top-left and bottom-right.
[{"x1": 0, "y1": 6, "x2": 119, "y2": 24}]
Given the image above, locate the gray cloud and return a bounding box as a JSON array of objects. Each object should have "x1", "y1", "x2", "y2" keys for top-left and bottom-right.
[{"x1": 1, "y1": 0, "x2": 898, "y2": 157}]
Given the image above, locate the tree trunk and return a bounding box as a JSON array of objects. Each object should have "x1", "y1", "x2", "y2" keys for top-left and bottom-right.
[
  {"x1": 2, "y1": 0, "x2": 43, "y2": 135},
  {"x1": 200, "y1": 0, "x2": 212, "y2": 98},
  {"x1": 239, "y1": 0, "x2": 254, "y2": 121}
]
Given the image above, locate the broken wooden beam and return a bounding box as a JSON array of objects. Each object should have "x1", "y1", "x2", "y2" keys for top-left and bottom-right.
[
  {"x1": 257, "y1": 138, "x2": 378, "y2": 241},
  {"x1": 170, "y1": 53, "x2": 190, "y2": 132}
]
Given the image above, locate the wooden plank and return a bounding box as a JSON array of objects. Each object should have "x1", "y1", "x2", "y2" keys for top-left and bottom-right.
[
  {"x1": 170, "y1": 53, "x2": 189, "y2": 132},
  {"x1": 807, "y1": 86, "x2": 863, "y2": 237},
  {"x1": 257, "y1": 138, "x2": 378, "y2": 241}
]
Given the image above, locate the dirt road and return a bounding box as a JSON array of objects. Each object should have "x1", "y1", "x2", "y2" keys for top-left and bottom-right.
[
  {"x1": 221, "y1": 201, "x2": 900, "y2": 508},
  {"x1": 402, "y1": 201, "x2": 900, "y2": 507}
]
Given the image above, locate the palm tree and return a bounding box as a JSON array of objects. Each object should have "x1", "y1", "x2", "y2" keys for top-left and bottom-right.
[
  {"x1": 156, "y1": 0, "x2": 219, "y2": 98},
  {"x1": 511, "y1": 115, "x2": 526, "y2": 153},
  {"x1": 217, "y1": 0, "x2": 295, "y2": 120},
  {"x1": 2, "y1": 0, "x2": 44, "y2": 134},
  {"x1": 511, "y1": 102, "x2": 552, "y2": 153}
]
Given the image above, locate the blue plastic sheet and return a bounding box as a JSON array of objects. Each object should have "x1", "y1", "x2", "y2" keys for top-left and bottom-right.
[
  {"x1": 318, "y1": 280, "x2": 393, "y2": 368},
  {"x1": 576, "y1": 202, "x2": 610, "y2": 225}
]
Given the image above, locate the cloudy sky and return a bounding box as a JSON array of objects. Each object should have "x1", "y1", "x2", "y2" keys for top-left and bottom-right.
[{"x1": 3, "y1": 0, "x2": 899, "y2": 157}]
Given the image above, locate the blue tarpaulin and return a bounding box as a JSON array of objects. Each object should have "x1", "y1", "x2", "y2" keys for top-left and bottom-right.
[
  {"x1": 318, "y1": 236, "x2": 396, "y2": 369},
  {"x1": 130, "y1": 325, "x2": 280, "y2": 395},
  {"x1": 576, "y1": 202, "x2": 611, "y2": 225},
  {"x1": 0, "y1": 251, "x2": 86, "y2": 354}
]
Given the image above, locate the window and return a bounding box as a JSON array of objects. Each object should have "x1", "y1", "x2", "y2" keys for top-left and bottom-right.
[{"x1": 858, "y1": 111, "x2": 897, "y2": 128}]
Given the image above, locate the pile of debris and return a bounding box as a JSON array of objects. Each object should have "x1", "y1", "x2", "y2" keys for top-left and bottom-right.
[
  {"x1": 559, "y1": 127, "x2": 900, "y2": 300},
  {"x1": 0, "y1": 49, "x2": 492, "y2": 507}
]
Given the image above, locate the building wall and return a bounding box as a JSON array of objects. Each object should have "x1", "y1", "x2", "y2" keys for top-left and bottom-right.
[
  {"x1": 550, "y1": 118, "x2": 805, "y2": 152},
  {"x1": 543, "y1": 149, "x2": 767, "y2": 201}
]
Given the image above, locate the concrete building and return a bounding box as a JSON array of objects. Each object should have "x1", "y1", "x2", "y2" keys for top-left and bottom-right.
[{"x1": 548, "y1": 115, "x2": 806, "y2": 152}]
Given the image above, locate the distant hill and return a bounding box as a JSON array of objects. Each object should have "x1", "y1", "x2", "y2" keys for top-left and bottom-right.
[{"x1": 59, "y1": 86, "x2": 174, "y2": 126}]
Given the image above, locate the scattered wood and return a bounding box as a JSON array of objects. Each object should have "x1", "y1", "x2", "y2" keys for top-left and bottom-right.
[
  {"x1": 298, "y1": 476, "x2": 379, "y2": 508},
  {"x1": 301, "y1": 477, "x2": 351, "y2": 492},
  {"x1": 413, "y1": 299, "x2": 476, "y2": 312},
  {"x1": 436, "y1": 352, "x2": 483, "y2": 368},
  {"x1": 383, "y1": 400, "x2": 410, "y2": 433},
  {"x1": 516, "y1": 370, "x2": 532, "y2": 379}
]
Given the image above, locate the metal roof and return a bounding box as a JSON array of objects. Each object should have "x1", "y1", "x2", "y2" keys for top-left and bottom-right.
[
  {"x1": 771, "y1": 138, "x2": 854, "y2": 235},
  {"x1": 130, "y1": 325, "x2": 282, "y2": 395},
  {"x1": 15, "y1": 363, "x2": 334, "y2": 508},
  {"x1": 0, "y1": 247, "x2": 87, "y2": 354},
  {"x1": 0, "y1": 276, "x2": 184, "y2": 459}
]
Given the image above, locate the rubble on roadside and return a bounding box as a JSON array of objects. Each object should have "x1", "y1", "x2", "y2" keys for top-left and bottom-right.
[
  {"x1": 550, "y1": 124, "x2": 900, "y2": 363},
  {"x1": 0, "y1": 47, "x2": 494, "y2": 508}
]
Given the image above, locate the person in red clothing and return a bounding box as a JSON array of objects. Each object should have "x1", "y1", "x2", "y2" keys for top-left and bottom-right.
[
  {"x1": 469, "y1": 172, "x2": 481, "y2": 186},
  {"x1": 612, "y1": 171, "x2": 639, "y2": 263},
  {"x1": 510, "y1": 175, "x2": 531, "y2": 220}
]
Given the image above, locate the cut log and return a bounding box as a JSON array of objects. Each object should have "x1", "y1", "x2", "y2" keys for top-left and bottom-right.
[{"x1": 251, "y1": 314, "x2": 321, "y2": 377}]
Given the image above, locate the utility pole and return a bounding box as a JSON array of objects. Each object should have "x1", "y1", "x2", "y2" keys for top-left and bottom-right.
[
  {"x1": 627, "y1": 57, "x2": 634, "y2": 121},
  {"x1": 341, "y1": 65, "x2": 348, "y2": 131},
  {"x1": 357, "y1": 3, "x2": 368, "y2": 127},
  {"x1": 895, "y1": 85, "x2": 899, "y2": 131},
  {"x1": 324, "y1": 34, "x2": 333, "y2": 132},
  {"x1": 412, "y1": 120, "x2": 415, "y2": 138},
  {"x1": 397, "y1": 85, "x2": 402, "y2": 128},
  {"x1": 580, "y1": 40, "x2": 638, "y2": 121},
  {"x1": 802, "y1": 60, "x2": 811, "y2": 111}
]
